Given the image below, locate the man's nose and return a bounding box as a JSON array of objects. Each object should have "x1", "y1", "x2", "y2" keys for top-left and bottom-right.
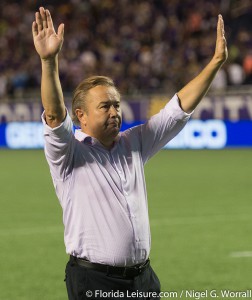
[{"x1": 109, "y1": 105, "x2": 118, "y2": 116}]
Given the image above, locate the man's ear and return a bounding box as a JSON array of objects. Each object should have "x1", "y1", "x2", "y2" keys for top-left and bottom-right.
[{"x1": 75, "y1": 109, "x2": 87, "y2": 126}]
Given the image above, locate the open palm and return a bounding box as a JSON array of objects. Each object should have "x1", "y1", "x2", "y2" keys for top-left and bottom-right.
[{"x1": 32, "y1": 7, "x2": 64, "y2": 59}]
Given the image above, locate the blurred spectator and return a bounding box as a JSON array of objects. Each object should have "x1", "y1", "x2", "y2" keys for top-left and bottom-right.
[
  {"x1": 0, "y1": 0, "x2": 252, "y2": 99},
  {"x1": 211, "y1": 68, "x2": 228, "y2": 91},
  {"x1": 0, "y1": 75, "x2": 8, "y2": 99},
  {"x1": 243, "y1": 51, "x2": 252, "y2": 84},
  {"x1": 227, "y1": 61, "x2": 245, "y2": 86}
]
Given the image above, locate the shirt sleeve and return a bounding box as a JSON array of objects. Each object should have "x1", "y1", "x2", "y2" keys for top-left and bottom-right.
[
  {"x1": 41, "y1": 110, "x2": 75, "y2": 181},
  {"x1": 125, "y1": 94, "x2": 193, "y2": 164}
]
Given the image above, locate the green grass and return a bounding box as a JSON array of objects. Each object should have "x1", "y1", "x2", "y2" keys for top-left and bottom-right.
[{"x1": 0, "y1": 149, "x2": 252, "y2": 299}]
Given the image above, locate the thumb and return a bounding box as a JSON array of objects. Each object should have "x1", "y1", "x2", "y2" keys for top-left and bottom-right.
[{"x1": 57, "y1": 23, "x2": 64, "y2": 40}]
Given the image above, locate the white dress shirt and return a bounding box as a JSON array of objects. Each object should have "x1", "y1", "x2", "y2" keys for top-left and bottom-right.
[{"x1": 42, "y1": 94, "x2": 192, "y2": 266}]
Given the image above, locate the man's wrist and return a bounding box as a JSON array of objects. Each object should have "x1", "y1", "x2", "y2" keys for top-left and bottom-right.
[
  {"x1": 211, "y1": 54, "x2": 227, "y2": 67},
  {"x1": 41, "y1": 56, "x2": 59, "y2": 73},
  {"x1": 41, "y1": 55, "x2": 59, "y2": 66}
]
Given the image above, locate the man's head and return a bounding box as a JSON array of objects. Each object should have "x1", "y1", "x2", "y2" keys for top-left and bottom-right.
[{"x1": 72, "y1": 76, "x2": 122, "y2": 149}]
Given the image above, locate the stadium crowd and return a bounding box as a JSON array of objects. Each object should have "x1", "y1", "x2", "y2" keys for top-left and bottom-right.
[{"x1": 0, "y1": 0, "x2": 252, "y2": 99}]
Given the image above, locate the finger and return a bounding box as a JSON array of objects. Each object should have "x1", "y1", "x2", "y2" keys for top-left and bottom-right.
[
  {"x1": 57, "y1": 23, "x2": 65, "y2": 40},
  {"x1": 46, "y1": 9, "x2": 54, "y2": 31},
  {"x1": 221, "y1": 16, "x2": 225, "y2": 38},
  {"x1": 40, "y1": 7, "x2": 48, "y2": 29},
  {"x1": 35, "y1": 11, "x2": 43, "y2": 32},
  {"x1": 217, "y1": 14, "x2": 225, "y2": 39},
  {"x1": 32, "y1": 21, "x2": 38, "y2": 37}
]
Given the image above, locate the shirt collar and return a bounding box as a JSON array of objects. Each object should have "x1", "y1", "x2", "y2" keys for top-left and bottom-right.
[
  {"x1": 74, "y1": 129, "x2": 121, "y2": 149},
  {"x1": 75, "y1": 129, "x2": 97, "y2": 146},
  {"x1": 75, "y1": 129, "x2": 90, "y2": 143}
]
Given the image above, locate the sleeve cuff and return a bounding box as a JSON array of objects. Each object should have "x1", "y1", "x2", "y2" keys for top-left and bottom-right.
[
  {"x1": 41, "y1": 109, "x2": 73, "y2": 136},
  {"x1": 166, "y1": 94, "x2": 194, "y2": 122}
]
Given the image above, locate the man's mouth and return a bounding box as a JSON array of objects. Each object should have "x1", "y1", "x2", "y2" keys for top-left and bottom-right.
[{"x1": 107, "y1": 120, "x2": 120, "y2": 127}]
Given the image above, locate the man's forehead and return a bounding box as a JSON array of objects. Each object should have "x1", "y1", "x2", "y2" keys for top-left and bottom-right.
[{"x1": 88, "y1": 85, "x2": 120, "y2": 100}]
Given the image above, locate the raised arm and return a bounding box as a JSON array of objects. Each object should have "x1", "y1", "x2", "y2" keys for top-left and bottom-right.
[
  {"x1": 32, "y1": 7, "x2": 65, "y2": 128},
  {"x1": 177, "y1": 15, "x2": 228, "y2": 113}
]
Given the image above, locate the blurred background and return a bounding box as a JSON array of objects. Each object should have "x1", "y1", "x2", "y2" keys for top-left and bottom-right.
[
  {"x1": 0, "y1": 0, "x2": 252, "y2": 97},
  {"x1": 0, "y1": 0, "x2": 252, "y2": 149}
]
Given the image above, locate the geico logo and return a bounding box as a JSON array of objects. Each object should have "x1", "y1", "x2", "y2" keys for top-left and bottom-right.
[
  {"x1": 166, "y1": 120, "x2": 227, "y2": 149},
  {"x1": 6, "y1": 123, "x2": 44, "y2": 149}
]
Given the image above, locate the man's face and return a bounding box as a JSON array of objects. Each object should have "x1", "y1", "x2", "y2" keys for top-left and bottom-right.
[{"x1": 78, "y1": 85, "x2": 122, "y2": 148}]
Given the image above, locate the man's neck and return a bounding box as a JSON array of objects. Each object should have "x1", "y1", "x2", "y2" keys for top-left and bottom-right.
[{"x1": 81, "y1": 128, "x2": 117, "y2": 150}]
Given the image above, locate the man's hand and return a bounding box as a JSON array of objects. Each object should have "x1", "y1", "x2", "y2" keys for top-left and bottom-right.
[
  {"x1": 177, "y1": 15, "x2": 228, "y2": 113},
  {"x1": 32, "y1": 7, "x2": 64, "y2": 60},
  {"x1": 32, "y1": 7, "x2": 65, "y2": 127},
  {"x1": 214, "y1": 14, "x2": 228, "y2": 65}
]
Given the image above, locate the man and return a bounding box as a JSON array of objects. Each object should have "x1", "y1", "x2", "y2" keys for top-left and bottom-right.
[{"x1": 32, "y1": 7, "x2": 227, "y2": 300}]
